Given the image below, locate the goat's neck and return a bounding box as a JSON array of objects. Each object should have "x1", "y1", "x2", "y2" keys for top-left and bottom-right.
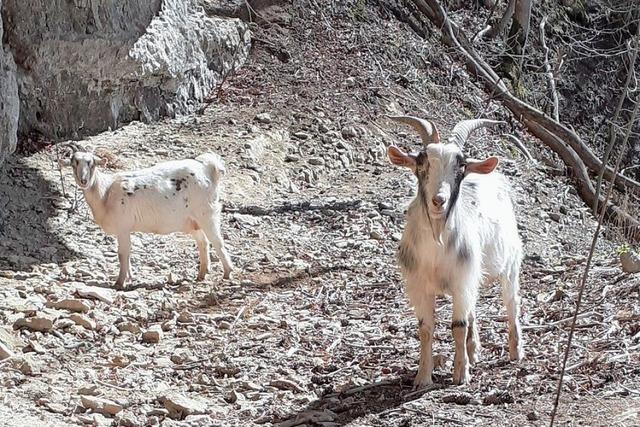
[{"x1": 82, "y1": 170, "x2": 113, "y2": 223}]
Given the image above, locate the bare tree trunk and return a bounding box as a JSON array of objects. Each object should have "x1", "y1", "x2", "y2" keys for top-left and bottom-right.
[
  {"x1": 480, "y1": 0, "x2": 515, "y2": 40},
  {"x1": 503, "y1": 0, "x2": 532, "y2": 95}
]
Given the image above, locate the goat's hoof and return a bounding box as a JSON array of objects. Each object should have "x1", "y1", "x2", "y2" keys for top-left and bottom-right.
[
  {"x1": 222, "y1": 269, "x2": 232, "y2": 280},
  {"x1": 452, "y1": 369, "x2": 470, "y2": 385},
  {"x1": 196, "y1": 273, "x2": 206, "y2": 282},
  {"x1": 509, "y1": 347, "x2": 524, "y2": 362},
  {"x1": 114, "y1": 282, "x2": 126, "y2": 290},
  {"x1": 413, "y1": 371, "x2": 433, "y2": 389}
]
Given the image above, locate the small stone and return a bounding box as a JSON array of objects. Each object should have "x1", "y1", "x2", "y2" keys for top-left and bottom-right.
[
  {"x1": 62, "y1": 265, "x2": 76, "y2": 276},
  {"x1": 549, "y1": 212, "x2": 562, "y2": 222},
  {"x1": 160, "y1": 393, "x2": 207, "y2": 420},
  {"x1": 111, "y1": 355, "x2": 131, "y2": 367},
  {"x1": 620, "y1": 250, "x2": 640, "y2": 273},
  {"x1": 285, "y1": 154, "x2": 301, "y2": 162},
  {"x1": 308, "y1": 157, "x2": 325, "y2": 166},
  {"x1": 527, "y1": 411, "x2": 539, "y2": 421},
  {"x1": 142, "y1": 325, "x2": 163, "y2": 344},
  {"x1": 217, "y1": 321, "x2": 232, "y2": 330},
  {"x1": 341, "y1": 126, "x2": 358, "y2": 139},
  {"x1": 70, "y1": 313, "x2": 96, "y2": 330},
  {"x1": 177, "y1": 311, "x2": 194, "y2": 324},
  {"x1": 345, "y1": 77, "x2": 357, "y2": 87},
  {"x1": 81, "y1": 396, "x2": 124, "y2": 416},
  {"x1": 117, "y1": 322, "x2": 141, "y2": 334},
  {"x1": 45, "y1": 403, "x2": 67, "y2": 414},
  {"x1": 76, "y1": 286, "x2": 115, "y2": 304},
  {"x1": 0, "y1": 342, "x2": 14, "y2": 360},
  {"x1": 13, "y1": 313, "x2": 55, "y2": 332},
  {"x1": 224, "y1": 389, "x2": 239, "y2": 404},
  {"x1": 47, "y1": 298, "x2": 91, "y2": 313},
  {"x1": 292, "y1": 131, "x2": 310, "y2": 140},
  {"x1": 255, "y1": 113, "x2": 272, "y2": 124},
  {"x1": 55, "y1": 318, "x2": 76, "y2": 329},
  {"x1": 12, "y1": 355, "x2": 41, "y2": 375},
  {"x1": 369, "y1": 230, "x2": 384, "y2": 240},
  {"x1": 78, "y1": 385, "x2": 101, "y2": 396}
]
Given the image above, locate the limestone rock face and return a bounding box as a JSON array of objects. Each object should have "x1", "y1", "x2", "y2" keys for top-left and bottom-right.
[
  {"x1": 0, "y1": 0, "x2": 19, "y2": 164},
  {"x1": 1, "y1": 0, "x2": 249, "y2": 140}
]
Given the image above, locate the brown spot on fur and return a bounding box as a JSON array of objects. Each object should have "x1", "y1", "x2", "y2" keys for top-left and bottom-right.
[{"x1": 185, "y1": 219, "x2": 200, "y2": 232}]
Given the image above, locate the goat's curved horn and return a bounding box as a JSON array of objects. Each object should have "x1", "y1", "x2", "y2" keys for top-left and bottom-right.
[
  {"x1": 387, "y1": 115, "x2": 440, "y2": 146},
  {"x1": 449, "y1": 119, "x2": 505, "y2": 147},
  {"x1": 58, "y1": 141, "x2": 87, "y2": 153}
]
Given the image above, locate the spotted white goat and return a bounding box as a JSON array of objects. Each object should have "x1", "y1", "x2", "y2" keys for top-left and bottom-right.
[
  {"x1": 387, "y1": 116, "x2": 523, "y2": 386},
  {"x1": 60, "y1": 143, "x2": 233, "y2": 289}
]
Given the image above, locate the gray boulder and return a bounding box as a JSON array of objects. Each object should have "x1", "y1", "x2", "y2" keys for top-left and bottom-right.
[
  {"x1": 0, "y1": 0, "x2": 19, "y2": 164},
  {"x1": 1, "y1": 0, "x2": 250, "y2": 141}
]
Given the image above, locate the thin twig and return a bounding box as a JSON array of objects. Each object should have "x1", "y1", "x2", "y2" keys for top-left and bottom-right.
[
  {"x1": 550, "y1": 89, "x2": 640, "y2": 427},
  {"x1": 540, "y1": 17, "x2": 560, "y2": 122},
  {"x1": 594, "y1": 27, "x2": 639, "y2": 214}
]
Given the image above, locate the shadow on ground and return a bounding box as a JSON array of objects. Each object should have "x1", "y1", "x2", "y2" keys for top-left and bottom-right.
[
  {"x1": 0, "y1": 155, "x2": 79, "y2": 271},
  {"x1": 276, "y1": 375, "x2": 449, "y2": 426}
]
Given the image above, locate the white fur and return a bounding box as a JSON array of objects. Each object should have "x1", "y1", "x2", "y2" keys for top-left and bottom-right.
[
  {"x1": 393, "y1": 142, "x2": 523, "y2": 386},
  {"x1": 66, "y1": 151, "x2": 233, "y2": 288}
]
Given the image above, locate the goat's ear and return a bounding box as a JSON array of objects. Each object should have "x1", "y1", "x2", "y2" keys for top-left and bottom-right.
[
  {"x1": 465, "y1": 156, "x2": 499, "y2": 175},
  {"x1": 93, "y1": 154, "x2": 108, "y2": 167},
  {"x1": 58, "y1": 158, "x2": 71, "y2": 167},
  {"x1": 387, "y1": 146, "x2": 416, "y2": 168}
]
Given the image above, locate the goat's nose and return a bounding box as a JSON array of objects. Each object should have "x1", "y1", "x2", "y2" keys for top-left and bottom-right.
[{"x1": 432, "y1": 195, "x2": 446, "y2": 208}]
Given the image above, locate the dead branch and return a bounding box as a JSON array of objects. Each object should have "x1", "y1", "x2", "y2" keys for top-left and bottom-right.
[
  {"x1": 501, "y1": 134, "x2": 535, "y2": 162},
  {"x1": 540, "y1": 17, "x2": 560, "y2": 122}
]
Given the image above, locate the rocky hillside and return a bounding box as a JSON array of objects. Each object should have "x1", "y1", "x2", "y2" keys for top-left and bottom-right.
[{"x1": 0, "y1": 1, "x2": 638, "y2": 426}]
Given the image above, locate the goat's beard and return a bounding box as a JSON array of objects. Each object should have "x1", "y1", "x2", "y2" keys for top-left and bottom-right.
[
  {"x1": 431, "y1": 216, "x2": 446, "y2": 245},
  {"x1": 421, "y1": 201, "x2": 446, "y2": 245}
]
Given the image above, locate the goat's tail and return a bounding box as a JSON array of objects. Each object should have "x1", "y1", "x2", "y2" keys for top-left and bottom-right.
[{"x1": 195, "y1": 152, "x2": 226, "y2": 184}]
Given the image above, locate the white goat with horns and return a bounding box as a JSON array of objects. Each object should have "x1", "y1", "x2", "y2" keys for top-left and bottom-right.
[
  {"x1": 387, "y1": 116, "x2": 523, "y2": 386},
  {"x1": 60, "y1": 142, "x2": 233, "y2": 289}
]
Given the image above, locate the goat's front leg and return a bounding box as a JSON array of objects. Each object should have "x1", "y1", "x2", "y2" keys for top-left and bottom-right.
[
  {"x1": 115, "y1": 233, "x2": 131, "y2": 290},
  {"x1": 466, "y1": 310, "x2": 480, "y2": 365},
  {"x1": 200, "y1": 214, "x2": 233, "y2": 279},
  {"x1": 452, "y1": 292, "x2": 474, "y2": 385},
  {"x1": 413, "y1": 292, "x2": 436, "y2": 388}
]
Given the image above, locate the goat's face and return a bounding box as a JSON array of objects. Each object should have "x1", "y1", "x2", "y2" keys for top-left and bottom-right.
[
  {"x1": 61, "y1": 152, "x2": 100, "y2": 190},
  {"x1": 388, "y1": 143, "x2": 499, "y2": 219}
]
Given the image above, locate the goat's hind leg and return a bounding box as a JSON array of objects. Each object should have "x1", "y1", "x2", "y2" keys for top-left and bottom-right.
[
  {"x1": 199, "y1": 214, "x2": 233, "y2": 279},
  {"x1": 192, "y1": 230, "x2": 210, "y2": 281},
  {"x1": 501, "y1": 267, "x2": 524, "y2": 361}
]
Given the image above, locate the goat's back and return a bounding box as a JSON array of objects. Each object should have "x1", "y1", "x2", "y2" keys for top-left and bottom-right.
[{"x1": 100, "y1": 157, "x2": 224, "y2": 234}]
